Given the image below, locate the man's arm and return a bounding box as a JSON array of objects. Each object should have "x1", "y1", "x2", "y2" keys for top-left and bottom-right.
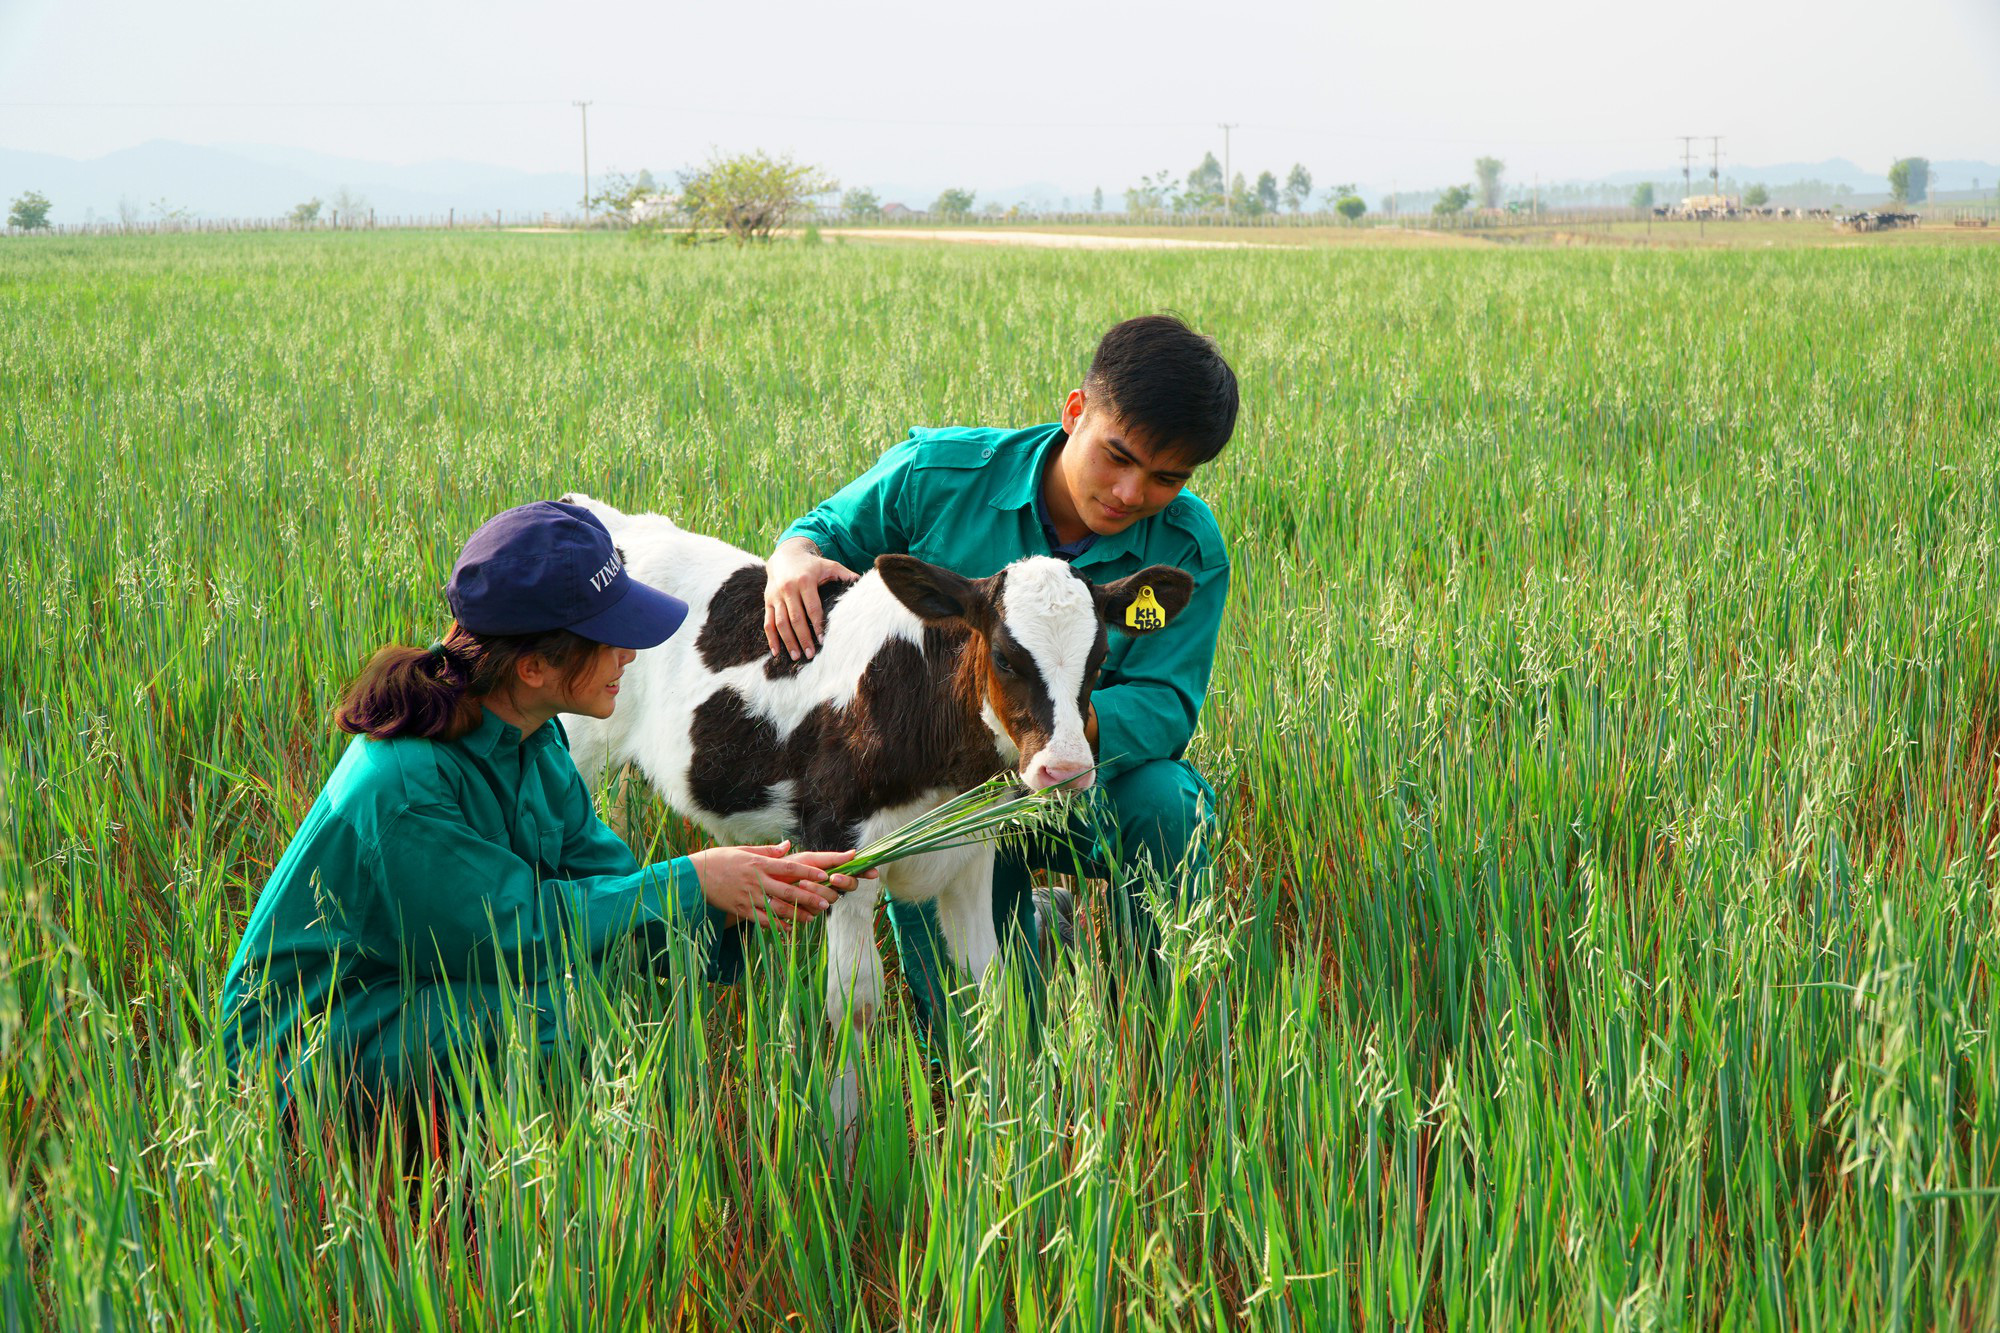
[
  {"x1": 1091, "y1": 556, "x2": 1230, "y2": 784},
  {"x1": 766, "y1": 436, "x2": 922, "y2": 660}
]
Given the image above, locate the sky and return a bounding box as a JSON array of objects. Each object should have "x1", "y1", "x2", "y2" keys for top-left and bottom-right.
[{"x1": 2, "y1": 0, "x2": 1997, "y2": 200}]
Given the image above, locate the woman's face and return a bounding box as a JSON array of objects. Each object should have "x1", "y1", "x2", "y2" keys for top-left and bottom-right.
[{"x1": 551, "y1": 643, "x2": 637, "y2": 720}]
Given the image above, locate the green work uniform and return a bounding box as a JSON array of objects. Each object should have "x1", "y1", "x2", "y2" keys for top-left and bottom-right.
[
  {"x1": 780, "y1": 423, "x2": 1229, "y2": 1034},
  {"x1": 219, "y1": 707, "x2": 739, "y2": 1108}
]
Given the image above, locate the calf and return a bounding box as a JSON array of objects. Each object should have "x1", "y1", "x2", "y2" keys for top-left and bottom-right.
[{"x1": 554, "y1": 494, "x2": 1193, "y2": 1030}]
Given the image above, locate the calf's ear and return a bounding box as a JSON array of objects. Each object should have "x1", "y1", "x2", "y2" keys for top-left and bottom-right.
[
  {"x1": 1096, "y1": 565, "x2": 1195, "y2": 635},
  {"x1": 876, "y1": 555, "x2": 994, "y2": 630}
]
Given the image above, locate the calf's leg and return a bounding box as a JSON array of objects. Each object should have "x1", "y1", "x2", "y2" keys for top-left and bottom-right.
[
  {"x1": 822, "y1": 878, "x2": 885, "y2": 1031},
  {"x1": 932, "y1": 849, "x2": 1001, "y2": 992}
]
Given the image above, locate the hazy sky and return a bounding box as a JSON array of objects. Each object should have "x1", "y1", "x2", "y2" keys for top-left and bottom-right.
[{"x1": 3, "y1": 0, "x2": 1996, "y2": 194}]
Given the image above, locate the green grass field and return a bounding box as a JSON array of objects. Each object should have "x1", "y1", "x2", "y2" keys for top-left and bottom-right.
[{"x1": 4, "y1": 230, "x2": 1999, "y2": 1329}]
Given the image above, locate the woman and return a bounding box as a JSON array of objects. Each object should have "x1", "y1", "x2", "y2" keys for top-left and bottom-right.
[{"x1": 219, "y1": 499, "x2": 864, "y2": 1109}]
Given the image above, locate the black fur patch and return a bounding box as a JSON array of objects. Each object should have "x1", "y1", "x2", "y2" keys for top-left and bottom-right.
[
  {"x1": 686, "y1": 688, "x2": 788, "y2": 815},
  {"x1": 695, "y1": 565, "x2": 771, "y2": 672}
]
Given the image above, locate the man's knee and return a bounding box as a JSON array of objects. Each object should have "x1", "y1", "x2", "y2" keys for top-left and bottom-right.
[{"x1": 1100, "y1": 760, "x2": 1218, "y2": 872}]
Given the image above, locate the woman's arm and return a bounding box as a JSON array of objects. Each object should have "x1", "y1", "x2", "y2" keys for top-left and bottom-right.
[{"x1": 372, "y1": 804, "x2": 853, "y2": 981}]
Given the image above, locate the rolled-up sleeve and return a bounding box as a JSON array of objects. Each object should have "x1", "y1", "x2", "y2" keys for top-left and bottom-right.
[
  {"x1": 1093, "y1": 554, "x2": 1230, "y2": 783},
  {"x1": 777, "y1": 435, "x2": 921, "y2": 570}
]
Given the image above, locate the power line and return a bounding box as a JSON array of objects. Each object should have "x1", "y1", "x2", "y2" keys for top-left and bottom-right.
[{"x1": 0, "y1": 98, "x2": 1711, "y2": 147}]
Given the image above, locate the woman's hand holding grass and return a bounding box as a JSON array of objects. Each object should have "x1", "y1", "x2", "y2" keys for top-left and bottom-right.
[{"x1": 688, "y1": 841, "x2": 871, "y2": 929}]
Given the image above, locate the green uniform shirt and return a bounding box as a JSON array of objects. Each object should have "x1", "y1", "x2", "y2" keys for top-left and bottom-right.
[
  {"x1": 780, "y1": 423, "x2": 1230, "y2": 782},
  {"x1": 219, "y1": 707, "x2": 715, "y2": 1100}
]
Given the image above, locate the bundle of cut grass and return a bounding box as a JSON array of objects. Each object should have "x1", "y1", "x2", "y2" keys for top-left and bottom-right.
[{"x1": 829, "y1": 772, "x2": 1087, "y2": 877}]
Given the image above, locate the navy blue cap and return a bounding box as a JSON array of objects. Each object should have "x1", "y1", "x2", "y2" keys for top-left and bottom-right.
[{"x1": 446, "y1": 501, "x2": 688, "y2": 649}]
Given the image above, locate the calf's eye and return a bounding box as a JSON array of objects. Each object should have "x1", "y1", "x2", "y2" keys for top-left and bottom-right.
[{"x1": 992, "y1": 652, "x2": 1017, "y2": 677}]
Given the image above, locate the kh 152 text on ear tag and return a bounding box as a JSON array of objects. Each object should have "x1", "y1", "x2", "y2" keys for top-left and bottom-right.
[{"x1": 1125, "y1": 586, "x2": 1166, "y2": 631}]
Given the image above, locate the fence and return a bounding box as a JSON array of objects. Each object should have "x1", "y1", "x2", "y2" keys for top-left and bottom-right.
[
  {"x1": 8, "y1": 202, "x2": 1999, "y2": 240},
  {"x1": 3, "y1": 210, "x2": 596, "y2": 238}
]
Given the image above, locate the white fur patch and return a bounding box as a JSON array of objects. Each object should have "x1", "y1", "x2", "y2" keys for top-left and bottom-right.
[
  {"x1": 558, "y1": 501, "x2": 929, "y2": 845},
  {"x1": 997, "y1": 557, "x2": 1098, "y2": 787}
]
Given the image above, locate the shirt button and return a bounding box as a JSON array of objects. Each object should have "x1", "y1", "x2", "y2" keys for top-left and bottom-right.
[{"x1": 981, "y1": 447, "x2": 995, "y2": 458}]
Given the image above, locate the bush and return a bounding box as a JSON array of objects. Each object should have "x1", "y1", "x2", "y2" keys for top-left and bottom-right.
[
  {"x1": 1432, "y1": 185, "x2": 1474, "y2": 217},
  {"x1": 932, "y1": 188, "x2": 975, "y2": 219},
  {"x1": 8, "y1": 191, "x2": 52, "y2": 230},
  {"x1": 1334, "y1": 194, "x2": 1366, "y2": 222},
  {"x1": 678, "y1": 152, "x2": 835, "y2": 243}
]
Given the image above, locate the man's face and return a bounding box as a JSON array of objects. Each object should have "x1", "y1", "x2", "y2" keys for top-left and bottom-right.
[{"x1": 1056, "y1": 389, "x2": 1197, "y2": 536}]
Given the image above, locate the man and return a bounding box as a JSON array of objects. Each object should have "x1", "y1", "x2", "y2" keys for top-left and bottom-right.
[{"x1": 764, "y1": 314, "x2": 1236, "y2": 1032}]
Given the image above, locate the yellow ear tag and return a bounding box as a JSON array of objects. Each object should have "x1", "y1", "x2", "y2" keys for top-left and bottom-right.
[{"x1": 1125, "y1": 586, "x2": 1166, "y2": 631}]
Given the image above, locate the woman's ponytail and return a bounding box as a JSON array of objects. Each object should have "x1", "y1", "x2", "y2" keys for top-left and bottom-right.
[
  {"x1": 335, "y1": 637, "x2": 479, "y2": 740},
  {"x1": 334, "y1": 625, "x2": 600, "y2": 741}
]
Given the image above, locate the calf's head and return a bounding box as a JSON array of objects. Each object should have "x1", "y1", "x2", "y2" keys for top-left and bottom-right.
[{"x1": 876, "y1": 554, "x2": 1194, "y2": 792}]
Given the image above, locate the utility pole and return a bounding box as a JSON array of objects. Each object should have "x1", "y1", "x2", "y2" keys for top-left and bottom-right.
[
  {"x1": 573, "y1": 100, "x2": 593, "y2": 225},
  {"x1": 1677, "y1": 135, "x2": 1697, "y2": 205},
  {"x1": 1217, "y1": 122, "x2": 1238, "y2": 216},
  {"x1": 1709, "y1": 135, "x2": 1724, "y2": 203}
]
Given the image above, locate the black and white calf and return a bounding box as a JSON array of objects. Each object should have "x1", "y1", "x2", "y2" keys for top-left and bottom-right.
[{"x1": 554, "y1": 494, "x2": 1193, "y2": 1029}]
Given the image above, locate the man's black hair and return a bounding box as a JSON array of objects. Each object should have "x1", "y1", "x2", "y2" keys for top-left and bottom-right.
[{"x1": 1082, "y1": 314, "x2": 1238, "y2": 466}]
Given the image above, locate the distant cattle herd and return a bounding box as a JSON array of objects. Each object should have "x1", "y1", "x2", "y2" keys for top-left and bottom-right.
[{"x1": 1649, "y1": 199, "x2": 1921, "y2": 231}]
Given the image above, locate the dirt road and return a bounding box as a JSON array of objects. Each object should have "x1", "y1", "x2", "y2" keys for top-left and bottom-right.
[{"x1": 817, "y1": 228, "x2": 1285, "y2": 251}]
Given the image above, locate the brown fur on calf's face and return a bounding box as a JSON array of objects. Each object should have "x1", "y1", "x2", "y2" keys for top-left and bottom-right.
[{"x1": 876, "y1": 554, "x2": 1195, "y2": 791}]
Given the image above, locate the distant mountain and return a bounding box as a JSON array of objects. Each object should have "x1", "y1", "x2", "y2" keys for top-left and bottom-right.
[{"x1": 0, "y1": 140, "x2": 588, "y2": 224}]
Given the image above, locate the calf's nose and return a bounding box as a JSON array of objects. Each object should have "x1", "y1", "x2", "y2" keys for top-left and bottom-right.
[{"x1": 1026, "y1": 763, "x2": 1095, "y2": 792}]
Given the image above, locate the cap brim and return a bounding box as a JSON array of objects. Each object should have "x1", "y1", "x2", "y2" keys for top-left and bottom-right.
[{"x1": 566, "y1": 578, "x2": 689, "y2": 649}]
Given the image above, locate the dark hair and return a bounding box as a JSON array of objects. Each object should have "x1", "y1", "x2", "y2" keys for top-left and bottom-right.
[
  {"x1": 1083, "y1": 314, "x2": 1239, "y2": 466},
  {"x1": 335, "y1": 624, "x2": 605, "y2": 741}
]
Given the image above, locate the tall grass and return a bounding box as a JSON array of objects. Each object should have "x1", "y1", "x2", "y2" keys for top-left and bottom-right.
[{"x1": 3, "y1": 230, "x2": 1998, "y2": 1328}]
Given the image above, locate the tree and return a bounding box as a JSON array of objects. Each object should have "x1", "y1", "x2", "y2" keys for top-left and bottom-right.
[
  {"x1": 588, "y1": 171, "x2": 673, "y2": 226},
  {"x1": 841, "y1": 187, "x2": 882, "y2": 221},
  {"x1": 1631, "y1": 182, "x2": 1655, "y2": 210},
  {"x1": 1185, "y1": 152, "x2": 1225, "y2": 212},
  {"x1": 1092, "y1": 186, "x2": 1104, "y2": 212},
  {"x1": 1473, "y1": 157, "x2": 1505, "y2": 209},
  {"x1": 1433, "y1": 184, "x2": 1474, "y2": 217},
  {"x1": 1283, "y1": 164, "x2": 1313, "y2": 212},
  {"x1": 1125, "y1": 169, "x2": 1177, "y2": 213},
  {"x1": 330, "y1": 185, "x2": 367, "y2": 227},
  {"x1": 1743, "y1": 183, "x2": 1769, "y2": 208},
  {"x1": 1254, "y1": 171, "x2": 1280, "y2": 215},
  {"x1": 1229, "y1": 173, "x2": 1260, "y2": 217},
  {"x1": 116, "y1": 195, "x2": 140, "y2": 229},
  {"x1": 1887, "y1": 157, "x2": 1929, "y2": 205},
  {"x1": 676, "y1": 152, "x2": 836, "y2": 242},
  {"x1": 289, "y1": 198, "x2": 323, "y2": 227},
  {"x1": 931, "y1": 187, "x2": 976, "y2": 219},
  {"x1": 8, "y1": 190, "x2": 51, "y2": 230},
  {"x1": 1335, "y1": 194, "x2": 1366, "y2": 222}
]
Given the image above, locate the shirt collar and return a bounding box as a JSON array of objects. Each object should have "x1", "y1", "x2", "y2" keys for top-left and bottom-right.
[
  {"x1": 458, "y1": 703, "x2": 559, "y2": 758},
  {"x1": 988, "y1": 422, "x2": 1151, "y2": 571},
  {"x1": 987, "y1": 423, "x2": 1065, "y2": 514}
]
